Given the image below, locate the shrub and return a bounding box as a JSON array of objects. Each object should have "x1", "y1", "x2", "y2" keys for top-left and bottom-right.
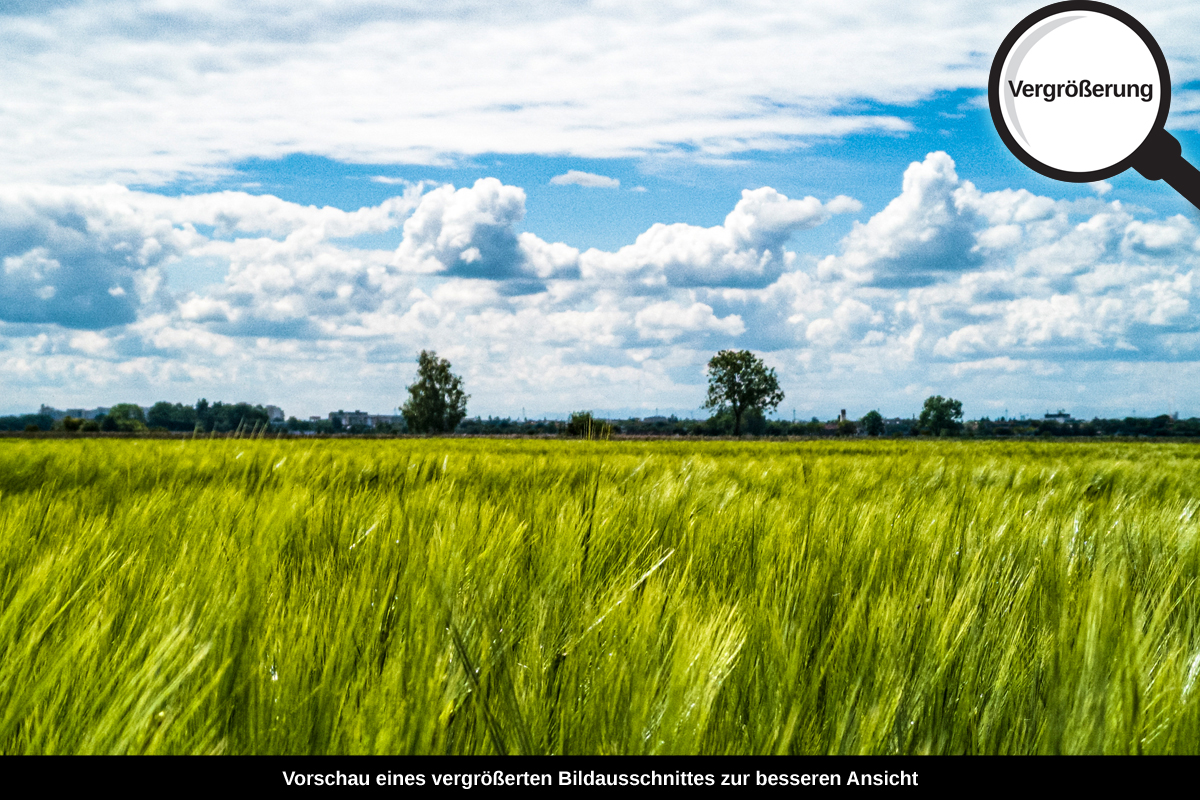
[{"x1": 566, "y1": 411, "x2": 613, "y2": 439}]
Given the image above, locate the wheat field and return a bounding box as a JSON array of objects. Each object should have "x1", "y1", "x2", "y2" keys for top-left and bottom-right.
[{"x1": 2, "y1": 437, "x2": 1199, "y2": 754}]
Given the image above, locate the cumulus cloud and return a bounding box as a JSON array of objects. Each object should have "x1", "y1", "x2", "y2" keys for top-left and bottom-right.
[
  {"x1": 734, "y1": 152, "x2": 1200, "y2": 394},
  {"x1": 162, "y1": 188, "x2": 423, "y2": 240},
  {"x1": 635, "y1": 301, "x2": 744, "y2": 342},
  {"x1": 393, "y1": 178, "x2": 532, "y2": 281},
  {"x1": 7, "y1": 153, "x2": 1200, "y2": 420},
  {"x1": 0, "y1": 185, "x2": 187, "y2": 329},
  {"x1": 0, "y1": 184, "x2": 427, "y2": 333},
  {"x1": 550, "y1": 171, "x2": 620, "y2": 189},
  {"x1": 1122, "y1": 216, "x2": 1197, "y2": 257},
  {"x1": 384, "y1": 179, "x2": 857, "y2": 291},
  {"x1": 583, "y1": 188, "x2": 859, "y2": 288},
  {"x1": 819, "y1": 152, "x2": 984, "y2": 286}
]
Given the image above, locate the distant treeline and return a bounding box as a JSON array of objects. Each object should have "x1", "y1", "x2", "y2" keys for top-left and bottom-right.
[
  {"x1": 147, "y1": 400, "x2": 274, "y2": 432},
  {"x1": 450, "y1": 411, "x2": 1200, "y2": 438},
  {"x1": 1, "y1": 400, "x2": 275, "y2": 433},
  {"x1": 977, "y1": 414, "x2": 1200, "y2": 438},
  {"x1": 5, "y1": 405, "x2": 1200, "y2": 438}
]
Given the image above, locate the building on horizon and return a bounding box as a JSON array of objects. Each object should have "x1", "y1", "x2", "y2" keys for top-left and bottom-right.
[
  {"x1": 325, "y1": 410, "x2": 405, "y2": 428},
  {"x1": 40, "y1": 405, "x2": 112, "y2": 421}
]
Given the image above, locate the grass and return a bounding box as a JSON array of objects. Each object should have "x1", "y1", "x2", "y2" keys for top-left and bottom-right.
[{"x1": 1, "y1": 437, "x2": 1199, "y2": 754}]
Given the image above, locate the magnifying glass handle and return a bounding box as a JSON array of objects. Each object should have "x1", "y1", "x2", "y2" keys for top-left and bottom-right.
[{"x1": 1132, "y1": 128, "x2": 1200, "y2": 211}]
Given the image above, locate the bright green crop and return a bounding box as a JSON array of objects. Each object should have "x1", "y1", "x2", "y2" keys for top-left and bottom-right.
[{"x1": 2, "y1": 438, "x2": 1198, "y2": 754}]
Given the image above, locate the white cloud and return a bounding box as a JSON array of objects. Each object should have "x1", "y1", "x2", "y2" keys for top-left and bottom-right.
[
  {"x1": 1122, "y1": 216, "x2": 1196, "y2": 256},
  {"x1": 818, "y1": 151, "x2": 982, "y2": 286},
  {"x1": 550, "y1": 171, "x2": 620, "y2": 189},
  {"x1": 68, "y1": 330, "x2": 111, "y2": 356},
  {"x1": 635, "y1": 301, "x2": 744, "y2": 341},
  {"x1": 725, "y1": 188, "x2": 859, "y2": 251},
  {"x1": 0, "y1": 184, "x2": 190, "y2": 329},
  {"x1": 393, "y1": 178, "x2": 529, "y2": 279},
  {"x1": 0, "y1": 1, "x2": 1122, "y2": 183},
  {"x1": 7, "y1": 152, "x2": 1200, "y2": 419},
  {"x1": 583, "y1": 188, "x2": 858, "y2": 288}
]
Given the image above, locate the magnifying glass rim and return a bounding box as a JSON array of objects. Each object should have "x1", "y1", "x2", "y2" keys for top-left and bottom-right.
[{"x1": 988, "y1": 0, "x2": 1171, "y2": 183}]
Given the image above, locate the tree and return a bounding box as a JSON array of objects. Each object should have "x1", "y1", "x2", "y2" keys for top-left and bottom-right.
[
  {"x1": 919, "y1": 395, "x2": 963, "y2": 436},
  {"x1": 861, "y1": 410, "x2": 884, "y2": 436},
  {"x1": 104, "y1": 403, "x2": 147, "y2": 432},
  {"x1": 108, "y1": 403, "x2": 146, "y2": 424},
  {"x1": 567, "y1": 411, "x2": 613, "y2": 439},
  {"x1": 702, "y1": 349, "x2": 784, "y2": 436},
  {"x1": 402, "y1": 350, "x2": 469, "y2": 434},
  {"x1": 148, "y1": 401, "x2": 197, "y2": 431}
]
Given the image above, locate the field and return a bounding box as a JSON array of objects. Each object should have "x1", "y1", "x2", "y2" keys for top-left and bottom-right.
[{"x1": 2, "y1": 437, "x2": 1200, "y2": 755}]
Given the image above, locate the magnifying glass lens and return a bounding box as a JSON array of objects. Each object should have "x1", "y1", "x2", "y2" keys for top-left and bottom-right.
[
  {"x1": 994, "y1": 7, "x2": 1166, "y2": 179},
  {"x1": 993, "y1": 3, "x2": 1200, "y2": 209}
]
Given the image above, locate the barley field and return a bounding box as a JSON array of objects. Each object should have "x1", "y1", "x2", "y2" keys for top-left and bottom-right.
[{"x1": 2, "y1": 437, "x2": 1199, "y2": 755}]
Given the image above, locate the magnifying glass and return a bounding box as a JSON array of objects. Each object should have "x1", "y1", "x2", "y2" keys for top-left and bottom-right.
[{"x1": 989, "y1": 1, "x2": 1200, "y2": 208}]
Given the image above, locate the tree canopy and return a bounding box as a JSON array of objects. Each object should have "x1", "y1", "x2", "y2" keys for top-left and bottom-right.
[
  {"x1": 919, "y1": 395, "x2": 963, "y2": 436},
  {"x1": 103, "y1": 403, "x2": 148, "y2": 432},
  {"x1": 402, "y1": 350, "x2": 469, "y2": 434},
  {"x1": 566, "y1": 411, "x2": 613, "y2": 439},
  {"x1": 702, "y1": 349, "x2": 784, "y2": 436}
]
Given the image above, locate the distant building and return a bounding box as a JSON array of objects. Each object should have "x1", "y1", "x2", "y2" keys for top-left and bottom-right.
[
  {"x1": 265, "y1": 405, "x2": 285, "y2": 423},
  {"x1": 822, "y1": 410, "x2": 849, "y2": 432},
  {"x1": 1044, "y1": 410, "x2": 1072, "y2": 422},
  {"x1": 308, "y1": 410, "x2": 406, "y2": 429},
  {"x1": 330, "y1": 410, "x2": 370, "y2": 428},
  {"x1": 40, "y1": 404, "x2": 109, "y2": 420}
]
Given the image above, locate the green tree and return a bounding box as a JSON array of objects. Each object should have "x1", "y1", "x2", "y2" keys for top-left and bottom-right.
[
  {"x1": 105, "y1": 403, "x2": 148, "y2": 432},
  {"x1": 108, "y1": 403, "x2": 146, "y2": 424},
  {"x1": 702, "y1": 349, "x2": 784, "y2": 436},
  {"x1": 919, "y1": 395, "x2": 963, "y2": 436},
  {"x1": 861, "y1": 410, "x2": 884, "y2": 436},
  {"x1": 566, "y1": 411, "x2": 613, "y2": 439},
  {"x1": 148, "y1": 401, "x2": 197, "y2": 431},
  {"x1": 402, "y1": 350, "x2": 469, "y2": 434}
]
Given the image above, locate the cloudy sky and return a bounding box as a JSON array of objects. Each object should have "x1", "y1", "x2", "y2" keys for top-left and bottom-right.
[{"x1": 6, "y1": 0, "x2": 1200, "y2": 421}]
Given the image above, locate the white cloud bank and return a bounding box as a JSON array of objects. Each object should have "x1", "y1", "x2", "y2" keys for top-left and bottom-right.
[
  {"x1": 4, "y1": 152, "x2": 1200, "y2": 419},
  {"x1": 14, "y1": 1, "x2": 1200, "y2": 183}
]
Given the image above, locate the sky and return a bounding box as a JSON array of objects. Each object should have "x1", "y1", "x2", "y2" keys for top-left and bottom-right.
[{"x1": 6, "y1": 0, "x2": 1200, "y2": 421}]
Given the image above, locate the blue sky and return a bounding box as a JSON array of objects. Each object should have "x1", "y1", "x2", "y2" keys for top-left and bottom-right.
[{"x1": 5, "y1": 1, "x2": 1200, "y2": 421}]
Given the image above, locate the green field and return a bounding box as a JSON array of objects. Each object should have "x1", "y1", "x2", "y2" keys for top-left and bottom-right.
[{"x1": 3, "y1": 438, "x2": 1200, "y2": 754}]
